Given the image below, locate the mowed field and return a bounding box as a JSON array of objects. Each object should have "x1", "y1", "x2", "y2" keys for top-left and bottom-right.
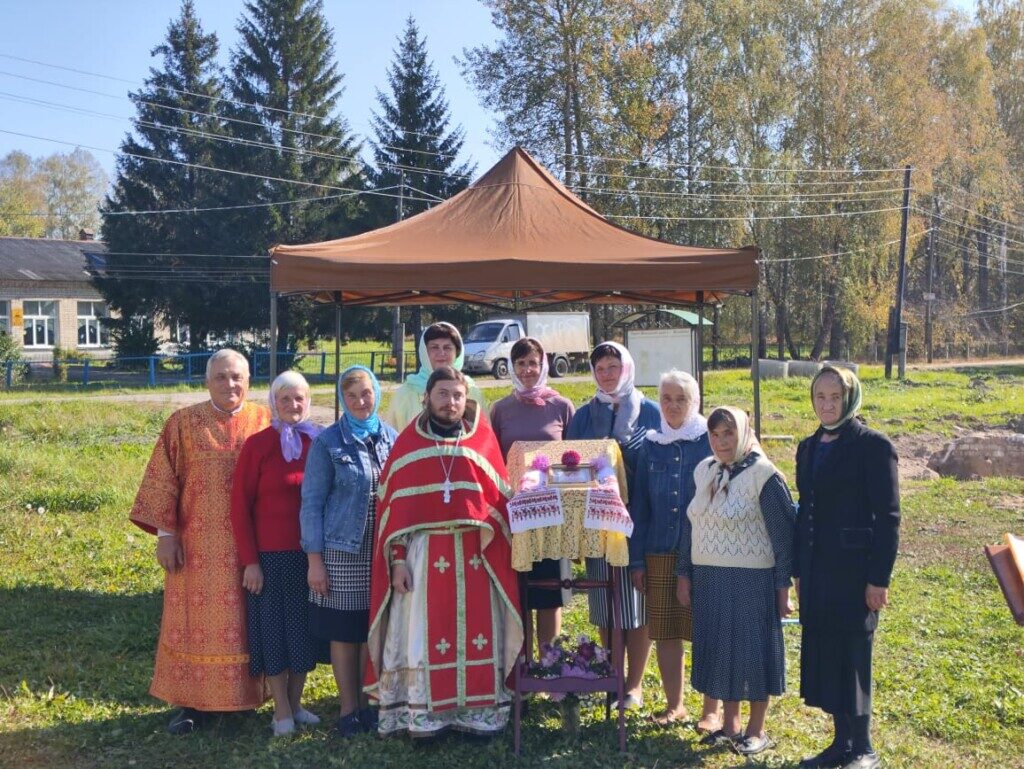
[{"x1": 1, "y1": 365, "x2": 1023, "y2": 768}]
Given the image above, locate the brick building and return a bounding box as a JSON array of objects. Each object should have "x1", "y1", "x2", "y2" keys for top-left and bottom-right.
[{"x1": 0, "y1": 234, "x2": 113, "y2": 359}]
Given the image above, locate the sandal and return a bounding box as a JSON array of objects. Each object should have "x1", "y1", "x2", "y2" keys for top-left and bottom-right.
[
  {"x1": 651, "y1": 709, "x2": 689, "y2": 726},
  {"x1": 699, "y1": 728, "x2": 742, "y2": 746}
]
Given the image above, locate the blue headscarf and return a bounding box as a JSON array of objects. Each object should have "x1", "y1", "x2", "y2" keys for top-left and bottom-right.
[{"x1": 339, "y1": 364, "x2": 382, "y2": 440}]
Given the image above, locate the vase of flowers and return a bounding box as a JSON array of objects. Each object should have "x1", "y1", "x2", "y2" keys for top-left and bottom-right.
[{"x1": 528, "y1": 633, "x2": 613, "y2": 739}]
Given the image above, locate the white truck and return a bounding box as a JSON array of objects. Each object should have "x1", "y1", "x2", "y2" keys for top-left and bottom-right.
[{"x1": 462, "y1": 312, "x2": 591, "y2": 379}]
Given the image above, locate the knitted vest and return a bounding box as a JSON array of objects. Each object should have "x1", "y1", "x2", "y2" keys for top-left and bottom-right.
[{"x1": 687, "y1": 455, "x2": 778, "y2": 569}]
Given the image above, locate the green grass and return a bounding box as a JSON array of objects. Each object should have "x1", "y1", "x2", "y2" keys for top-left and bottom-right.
[{"x1": 1, "y1": 369, "x2": 1024, "y2": 767}]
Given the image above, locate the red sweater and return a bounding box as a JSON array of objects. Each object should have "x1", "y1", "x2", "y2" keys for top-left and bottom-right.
[{"x1": 230, "y1": 426, "x2": 311, "y2": 566}]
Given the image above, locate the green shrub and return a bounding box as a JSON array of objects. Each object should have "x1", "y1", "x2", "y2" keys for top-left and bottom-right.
[{"x1": 108, "y1": 317, "x2": 160, "y2": 369}]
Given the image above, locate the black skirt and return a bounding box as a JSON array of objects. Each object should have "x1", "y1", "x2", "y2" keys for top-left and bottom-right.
[
  {"x1": 308, "y1": 604, "x2": 369, "y2": 644},
  {"x1": 246, "y1": 550, "x2": 318, "y2": 677},
  {"x1": 526, "y1": 558, "x2": 564, "y2": 610},
  {"x1": 800, "y1": 628, "x2": 873, "y2": 716}
]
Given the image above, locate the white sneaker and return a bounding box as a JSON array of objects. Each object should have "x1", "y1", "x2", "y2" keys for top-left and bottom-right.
[
  {"x1": 292, "y1": 707, "x2": 321, "y2": 726},
  {"x1": 271, "y1": 716, "x2": 295, "y2": 736}
]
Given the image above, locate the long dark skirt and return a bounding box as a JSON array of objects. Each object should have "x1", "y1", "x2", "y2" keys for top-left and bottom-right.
[
  {"x1": 246, "y1": 550, "x2": 317, "y2": 677},
  {"x1": 690, "y1": 565, "x2": 785, "y2": 702},
  {"x1": 800, "y1": 628, "x2": 873, "y2": 716},
  {"x1": 526, "y1": 558, "x2": 565, "y2": 610}
]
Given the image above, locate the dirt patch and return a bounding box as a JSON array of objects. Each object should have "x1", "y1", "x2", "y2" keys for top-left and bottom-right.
[{"x1": 890, "y1": 432, "x2": 943, "y2": 482}]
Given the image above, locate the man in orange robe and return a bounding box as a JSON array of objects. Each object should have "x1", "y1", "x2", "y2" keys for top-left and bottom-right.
[
  {"x1": 130, "y1": 349, "x2": 270, "y2": 734},
  {"x1": 366, "y1": 366, "x2": 523, "y2": 738}
]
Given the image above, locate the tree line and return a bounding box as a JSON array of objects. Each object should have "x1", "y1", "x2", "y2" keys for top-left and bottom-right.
[{"x1": 5, "y1": 0, "x2": 1023, "y2": 362}]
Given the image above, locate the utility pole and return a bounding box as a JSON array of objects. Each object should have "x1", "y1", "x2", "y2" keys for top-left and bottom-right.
[
  {"x1": 924, "y1": 199, "x2": 937, "y2": 363},
  {"x1": 392, "y1": 170, "x2": 405, "y2": 381},
  {"x1": 885, "y1": 165, "x2": 913, "y2": 379}
]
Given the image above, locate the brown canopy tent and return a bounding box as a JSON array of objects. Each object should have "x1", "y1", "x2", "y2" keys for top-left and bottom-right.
[{"x1": 269, "y1": 147, "x2": 764, "y2": 431}]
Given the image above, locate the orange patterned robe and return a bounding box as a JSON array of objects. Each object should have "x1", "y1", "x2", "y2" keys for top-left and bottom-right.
[{"x1": 130, "y1": 400, "x2": 271, "y2": 711}]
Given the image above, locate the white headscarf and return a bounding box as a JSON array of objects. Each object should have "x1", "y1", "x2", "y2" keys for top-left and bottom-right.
[
  {"x1": 591, "y1": 341, "x2": 635, "y2": 405},
  {"x1": 646, "y1": 369, "x2": 708, "y2": 445},
  {"x1": 510, "y1": 337, "x2": 559, "y2": 406}
]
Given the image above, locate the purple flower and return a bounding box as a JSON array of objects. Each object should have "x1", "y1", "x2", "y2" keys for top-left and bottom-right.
[{"x1": 531, "y1": 455, "x2": 552, "y2": 472}]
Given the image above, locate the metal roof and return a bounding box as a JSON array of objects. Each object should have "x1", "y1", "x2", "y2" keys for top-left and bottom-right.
[
  {"x1": 613, "y1": 308, "x2": 714, "y2": 327},
  {"x1": 0, "y1": 237, "x2": 107, "y2": 283}
]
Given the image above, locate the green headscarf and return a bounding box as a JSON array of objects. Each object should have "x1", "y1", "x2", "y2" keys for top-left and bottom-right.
[
  {"x1": 811, "y1": 364, "x2": 863, "y2": 432},
  {"x1": 404, "y1": 322, "x2": 466, "y2": 394}
]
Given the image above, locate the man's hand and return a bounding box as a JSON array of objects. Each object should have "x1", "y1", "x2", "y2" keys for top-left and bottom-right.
[
  {"x1": 676, "y1": 576, "x2": 692, "y2": 608},
  {"x1": 392, "y1": 563, "x2": 413, "y2": 594},
  {"x1": 242, "y1": 564, "x2": 264, "y2": 595},
  {"x1": 865, "y1": 584, "x2": 889, "y2": 611},
  {"x1": 307, "y1": 559, "x2": 329, "y2": 597},
  {"x1": 156, "y1": 535, "x2": 184, "y2": 572},
  {"x1": 630, "y1": 569, "x2": 646, "y2": 593},
  {"x1": 777, "y1": 587, "x2": 794, "y2": 619}
]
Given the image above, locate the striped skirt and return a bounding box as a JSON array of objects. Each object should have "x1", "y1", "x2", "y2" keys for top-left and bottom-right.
[
  {"x1": 585, "y1": 558, "x2": 645, "y2": 630},
  {"x1": 645, "y1": 553, "x2": 692, "y2": 641}
]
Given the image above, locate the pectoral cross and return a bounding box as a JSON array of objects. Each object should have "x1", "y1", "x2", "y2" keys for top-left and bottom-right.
[{"x1": 442, "y1": 479, "x2": 453, "y2": 504}]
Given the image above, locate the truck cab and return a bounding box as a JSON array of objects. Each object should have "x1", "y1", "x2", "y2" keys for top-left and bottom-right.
[{"x1": 462, "y1": 318, "x2": 522, "y2": 378}]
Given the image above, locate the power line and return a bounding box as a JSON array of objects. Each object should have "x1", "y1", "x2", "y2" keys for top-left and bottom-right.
[
  {"x1": 560, "y1": 150, "x2": 908, "y2": 175},
  {"x1": 918, "y1": 206, "x2": 1024, "y2": 248},
  {"x1": 602, "y1": 205, "x2": 904, "y2": 222},
  {"x1": 930, "y1": 194, "x2": 1024, "y2": 236},
  {"x1": 760, "y1": 230, "x2": 931, "y2": 264}
]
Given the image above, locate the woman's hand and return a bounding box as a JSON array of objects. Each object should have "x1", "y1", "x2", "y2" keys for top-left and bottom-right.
[
  {"x1": 242, "y1": 563, "x2": 264, "y2": 595},
  {"x1": 392, "y1": 563, "x2": 413, "y2": 594},
  {"x1": 307, "y1": 558, "x2": 329, "y2": 597},
  {"x1": 630, "y1": 568, "x2": 647, "y2": 593},
  {"x1": 676, "y1": 576, "x2": 692, "y2": 608},
  {"x1": 865, "y1": 584, "x2": 889, "y2": 611},
  {"x1": 777, "y1": 587, "x2": 794, "y2": 619}
]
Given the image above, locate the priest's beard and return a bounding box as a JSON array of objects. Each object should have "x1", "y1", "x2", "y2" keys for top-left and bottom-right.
[{"x1": 428, "y1": 402, "x2": 465, "y2": 428}]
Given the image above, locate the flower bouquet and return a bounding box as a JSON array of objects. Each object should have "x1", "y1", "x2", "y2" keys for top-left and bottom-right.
[{"x1": 528, "y1": 633, "x2": 613, "y2": 738}]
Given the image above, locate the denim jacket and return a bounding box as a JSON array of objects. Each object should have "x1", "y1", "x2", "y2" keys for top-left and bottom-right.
[
  {"x1": 627, "y1": 432, "x2": 712, "y2": 571},
  {"x1": 299, "y1": 419, "x2": 397, "y2": 554}
]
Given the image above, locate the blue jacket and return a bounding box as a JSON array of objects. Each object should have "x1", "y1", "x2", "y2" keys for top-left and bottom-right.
[
  {"x1": 627, "y1": 433, "x2": 712, "y2": 570},
  {"x1": 300, "y1": 419, "x2": 397, "y2": 554}
]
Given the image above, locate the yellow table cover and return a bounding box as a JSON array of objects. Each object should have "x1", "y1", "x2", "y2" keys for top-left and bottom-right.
[{"x1": 505, "y1": 439, "x2": 630, "y2": 571}]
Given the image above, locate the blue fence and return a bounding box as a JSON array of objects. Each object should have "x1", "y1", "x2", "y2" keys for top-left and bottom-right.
[{"x1": 3, "y1": 349, "x2": 419, "y2": 389}]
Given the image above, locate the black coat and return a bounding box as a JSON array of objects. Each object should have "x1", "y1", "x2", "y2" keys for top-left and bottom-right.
[{"x1": 795, "y1": 418, "x2": 900, "y2": 633}]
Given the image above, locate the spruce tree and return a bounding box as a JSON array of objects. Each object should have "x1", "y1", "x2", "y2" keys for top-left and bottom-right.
[
  {"x1": 370, "y1": 16, "x2": 477, "y2": 339},
  {"x1": 222, "y1": 0, "x2": 364, "y2": 347},
  {"x1": 99, "y1": 0, "x2": 260, "y2": 349}
]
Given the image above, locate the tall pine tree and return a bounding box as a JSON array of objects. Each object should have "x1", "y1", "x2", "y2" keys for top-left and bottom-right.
[
  {"x1": 221, "y1": 0, "x2": 364, "y2": 347},
  {"x1": 370, "y1": 16, "x2": 476, "y2": 340},
  {"x1": 99, "y1": 0, "x2": 261, "y2": 349}
]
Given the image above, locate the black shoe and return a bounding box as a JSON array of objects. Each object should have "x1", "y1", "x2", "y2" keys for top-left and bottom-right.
[
  {"x1": 167, "y1": 707, "x2": 208, "y2": 735},
  {"x1": 699, "y1": 728, "x2": 742, "y2": 746},
  {"x1": 732, "y1": 733, "x2": 772, "y2": 755},
  {"x1": 799, "y1": 744, "x2": 851, "y2": 768},
  {"x1": 842, "y1": 752, "x2": 880, "y2": 769},
  {"x1": 358, "y1": 706, "x2": 379, "y2": 732},
  {"x1": 331, "y1": 711, "x2": 364, "y2": 739}
]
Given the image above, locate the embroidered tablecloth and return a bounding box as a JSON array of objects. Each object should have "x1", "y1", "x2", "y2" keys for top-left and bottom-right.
[{"x1": 505, "y1": 439, "x2": 630, "y2": 571}]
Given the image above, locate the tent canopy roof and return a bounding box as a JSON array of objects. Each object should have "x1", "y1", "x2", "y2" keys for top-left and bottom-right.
[{"x1": 270, "y1": 147, "x2": 758, "y2": 308}]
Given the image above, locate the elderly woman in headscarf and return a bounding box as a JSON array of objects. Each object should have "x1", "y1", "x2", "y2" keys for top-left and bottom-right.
[
  {"x1": 794, "y1": 366, "x2": 899, "y2": 769},
  {"x1": 677, "y1": 407, "x2": 795, "y2": 756},
  {"x1": 490, "y1": 337, "x2": 576, "y2": 647},
  {"x1": 230, "y1": 370, "x2": 323, "y2": 737},
  {"x1": 566, "y1": 341, "x2": 660, "y2": 709},
  {"x1": 300, "y1": 365, "x2": 398, "y2": 738},
  {"x1": 627, "y1": 370, "x2": 720, "y2": 729},
  {"x1": 382, "y1": 322, "x2": 487, "y2": 428}
]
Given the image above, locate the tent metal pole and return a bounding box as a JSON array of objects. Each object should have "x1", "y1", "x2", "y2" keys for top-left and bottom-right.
[
  {"x1": 269, "y1": 290, "x2": 278, "y2": 380},
  {"x1": 696, "y1": 292, "x2": 705, "y2": 413},
  {"x1": 334, "y1": 292, "x2": 342, "y2": 422},
  {"x1": 751, "y1": 290, "x2": 761, "y2": 438}
]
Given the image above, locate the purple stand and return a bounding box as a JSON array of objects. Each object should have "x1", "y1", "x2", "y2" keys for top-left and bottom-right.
[{"x1": 512, "y1": 570, "x2": 627, "y2": 754}]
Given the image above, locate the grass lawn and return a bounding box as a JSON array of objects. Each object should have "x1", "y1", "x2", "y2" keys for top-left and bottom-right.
[{"x1": 1, "y1": 366, "x2": 1023, "y2": 768}]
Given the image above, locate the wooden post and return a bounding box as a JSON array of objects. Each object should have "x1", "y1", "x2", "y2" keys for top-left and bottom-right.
[{"x1": 886, "y1": 165, "x2": 913, "y2": 379}]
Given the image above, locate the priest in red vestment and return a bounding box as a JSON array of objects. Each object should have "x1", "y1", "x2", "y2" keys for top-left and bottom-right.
[
  {"x1": 366, "y1": 366, "x2": 523, "y2": 738},
  {"x1": 130, "y1": 349, "x2": 270, "y2": 734}
]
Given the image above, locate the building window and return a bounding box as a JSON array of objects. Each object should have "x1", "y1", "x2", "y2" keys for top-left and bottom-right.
[
  {"x1": 23, "y1": 301, "x2": 56, "y2": 348},
  {"x1": 0, "y1": 300, "x2": 8, "y2": 336},
  {"x1": 77, "y1": 301, "x2": 110, "y2": 347}
]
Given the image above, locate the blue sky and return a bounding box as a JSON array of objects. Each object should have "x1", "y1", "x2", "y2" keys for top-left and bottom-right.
[{"x1": 0, "y1": 0, "x2": 978, "y2": 182}]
